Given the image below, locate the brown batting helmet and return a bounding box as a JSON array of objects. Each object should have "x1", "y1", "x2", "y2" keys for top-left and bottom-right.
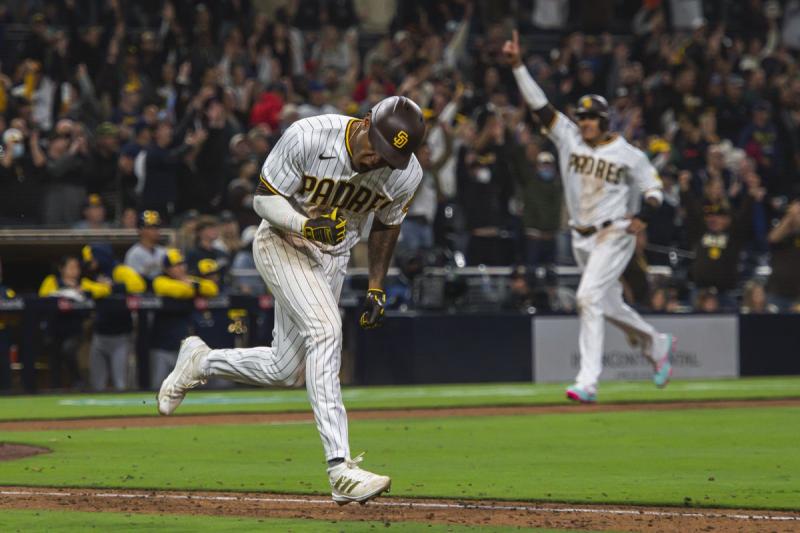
[{"x1": 368, "y1": 96, "x2": 425, "y2": 170}]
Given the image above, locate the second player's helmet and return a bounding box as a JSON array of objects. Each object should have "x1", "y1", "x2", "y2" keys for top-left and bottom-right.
[
  {"x1": 575, "y1": 94, "x2": 609, "y2": 129},
  {"x1": 368, "y1": 96, "x2": 425, "y2": 170}
]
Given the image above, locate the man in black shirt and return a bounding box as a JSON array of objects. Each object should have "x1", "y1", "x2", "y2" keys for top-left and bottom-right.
[
  {"x1": 766, "y1": 200, "x2": 800, "y2": 310},
  {"x1": 680, "y1": 171, "x2": 753, "y2": 305}
]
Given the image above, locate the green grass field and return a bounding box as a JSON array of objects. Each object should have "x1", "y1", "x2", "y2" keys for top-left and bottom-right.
[
  {"x1": 1, "y1": 378, "x2": 799, "y2": 531},
  {"x1": 0, "y1": 510, "x2": 577, "y2": 533}
]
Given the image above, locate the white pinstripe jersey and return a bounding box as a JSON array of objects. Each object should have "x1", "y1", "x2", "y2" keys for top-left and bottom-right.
[
  {"x1": 259, "y1": 114, "x2": 422, "y2": 254},
  {"x1": 546, "y1": 111, "x2": 661, "y2": 227}
]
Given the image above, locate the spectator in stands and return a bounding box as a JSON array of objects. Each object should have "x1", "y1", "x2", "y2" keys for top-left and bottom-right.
[
  {"x1": 739, "y1": 100, "x2": 783, "y2": 189},
  {"x1": 187, "y1": 216, "x2": 230, "y2": 276},
  {"x1": 72, "y1": 194, "x2": 110, "y2": 230},
  {"x1": 138, "y1": 119, "x2": 206, "y2": 219},
  {"x1": 680, "y1": 171, "x2": 754, "y2": 304},
  {"x1": 86, "y1": 122, "x2": 122, "y2": 218},
  {"x1": 125, "y1": 210, "x2": 167, "y2": 282},
  {"x1": 38, "y1": 255, "x2": 86, "y2": 389},
  {"x1": 398, "y1": 143, "x2": 439, "y2": 258},
  {"x1": 694, "y1": 144, "x2": 734, "y2": 195},
  {"x1": 298, "y1": 80, "x2": 340, "y2": 119},
  {"x1": 173, "y1": 209, "x2": 199, "y2": 252},
  {"x1": 214, "y1": 211, "x2": 242, "y2": 257},
  {"x1": 521, "y1": 150, "x2": 562, "y2": 269},
  {"x1": 119, "y1": 207, "x2": 138, "y2": 229},
  {"x1": 226, "y1": 158, "x2": 261, "y2": 229},
  {"x1": 716, "y1": 75, "x2": 749, "y2": 143},
  {"x1": 458, "y1": 110, "x2": 520, "y2": 265},
  {"x1": 79, "y1": 243, "x2": 145, "y2": 392},
  {"x1": 671, "y1": 115, "x2": 709, "y2": 174},
  {"x1": 42, "y1": 120, "x2": 91, "y2": 225},
  {"x1": 695, "y1": 287, "x2": 720, "y2": 313},
  {"x1": 0, "y1": 126, "x2": 46, "y2": 225},
  {"x1": 649, "y1": 286, "x2": 669, "y2": 312},
  {"x1": 231, "y1": 226, "x2": 264, "y2": 295},
  {"x1": 117, "y1": 143, "x2": 140, "y2": 211},
  {"x1": 766, "y1": 199, "x2": 800, "y2": 310},
  {"x1": 353, "y1": 57, "x2": 395, "y2": 104},
  {"x1": 504, "y1": 265, "x2": 535, "y2": 312},
  {"x1": 150, "y1": 248, "x2": 218, "y2": 388},
  {"x1": 741, "y1": 280, "x2": 778, "y2": 314},
  {"x1": 182, "y1": 96, "x2": 239, "y2": 212}
]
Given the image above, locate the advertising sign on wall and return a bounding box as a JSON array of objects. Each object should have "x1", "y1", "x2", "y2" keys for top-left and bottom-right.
[{"x1": 533, "y1": 315, "x2": 739, "y2": 383}]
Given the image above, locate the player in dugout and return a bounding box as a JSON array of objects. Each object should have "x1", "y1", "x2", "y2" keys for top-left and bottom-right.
[
  {"x1": 79, "y1": 244, "x2": 146, "y2": 391},
  {"x1": 150, "y1": 249, "x2": 218, "y2": 388}
]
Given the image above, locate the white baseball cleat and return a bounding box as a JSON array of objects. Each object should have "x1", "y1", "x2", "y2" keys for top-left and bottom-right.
[
  {"x1": 328, "y1": 453, "x2": 391, "y2": 505},
  {"x1": 157, "y1": 336, "x2": 210, "y2": 416},
  {"x1": 652, "y1": 333, "x2": 676, "y2": 388}
]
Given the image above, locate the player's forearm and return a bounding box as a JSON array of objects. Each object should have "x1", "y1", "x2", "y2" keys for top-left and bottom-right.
[
  {"x1": 512, "y1": 65, "x2": 549, "y2": 110},
  {"x1": 253, "y1": 194, "x2": 307, "y2": 234},
  {"x1": 367, "y1": 219, "x2": 401, "y2": 290}
]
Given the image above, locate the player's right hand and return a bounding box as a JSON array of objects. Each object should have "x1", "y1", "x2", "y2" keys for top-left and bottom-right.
[
  {"x1": 502, "y1": 30, "x2": 522, "y2": 68},
  {"x1": 302, "y1": 209, "x2": 347, "y2": 245}
]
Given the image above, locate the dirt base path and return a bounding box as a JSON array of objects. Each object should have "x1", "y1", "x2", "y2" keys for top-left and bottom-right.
[
  {"x1": 2, "y1": 398, "x2": 799, "y2": 432},
  {"x1": 1, "y1": 486, "x2": 798, "y2": 532}
]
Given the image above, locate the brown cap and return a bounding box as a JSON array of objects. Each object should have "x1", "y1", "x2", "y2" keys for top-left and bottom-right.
[{"x1": 367, "y1": 96, "x2": 425, "y2": 170}]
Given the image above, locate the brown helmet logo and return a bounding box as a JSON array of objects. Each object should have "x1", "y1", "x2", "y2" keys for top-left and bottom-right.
[{"x1": 392, "y1": 130, "x2": 409, "y2": 149}]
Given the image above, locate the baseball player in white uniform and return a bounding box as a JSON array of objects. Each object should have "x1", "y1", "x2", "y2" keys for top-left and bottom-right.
[
  {"x1": 157, "y1": 96, "x2": 426, "y2": 504},
  {"x1": 504, "y1": 31, "x2": 676, "y2": 403}
]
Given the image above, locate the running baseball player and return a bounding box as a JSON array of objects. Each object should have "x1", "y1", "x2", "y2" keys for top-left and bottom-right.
[
  {"x1": 503, "y1": 31, "x2": 676, "y2": 403},
  {"x1": 157, "y1": 96, "x2": 425, "y2": 504}
]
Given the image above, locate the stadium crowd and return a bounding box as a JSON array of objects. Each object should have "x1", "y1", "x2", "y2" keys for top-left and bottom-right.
[{"x1": 1, "y1": 0, "x2": 800, "y2": 349}]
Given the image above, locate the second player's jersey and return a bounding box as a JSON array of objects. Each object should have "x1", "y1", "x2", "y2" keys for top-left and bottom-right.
[
  {"x1": 259, "y1": 114, "x2": 422, "y2": 254},
  {"x1": 546, "y1": 111, "x2": 661, "y2": 227}
]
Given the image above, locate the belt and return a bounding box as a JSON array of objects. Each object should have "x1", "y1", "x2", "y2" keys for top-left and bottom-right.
[{"x1": 571, "y1": 220, "x2": 613, "y2": 237}]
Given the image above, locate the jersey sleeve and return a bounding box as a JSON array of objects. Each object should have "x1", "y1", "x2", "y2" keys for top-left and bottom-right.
[
  {"x1": 629, "y1": 149, "x2": 662, "y2": 195},
  {"x1": 545, "y1": 111, "x2": 580, "y2": 149},
  {"x1": 376, "y1": 167, "x2": 423, "y2": 226},
  {"x1": 152, "y1": 276, "x2": 195, "y2": 299},
  {"x1": 260, "y1": 123, "x2": 306, "y2": 196},
  {"x1": 112, "y1": 264, "x2": 146, "y2": 294},
  {"x1": 38, "y1": 275, "x2": 59, "y2": 297}
]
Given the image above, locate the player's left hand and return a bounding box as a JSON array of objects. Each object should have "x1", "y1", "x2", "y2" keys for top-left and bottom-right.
[
  {"x1": 359, "y1": 289, "x2": 386, "y2": 329},
  {"x1": 626, "y1": 217, "x2": 647, "y2": 235}
]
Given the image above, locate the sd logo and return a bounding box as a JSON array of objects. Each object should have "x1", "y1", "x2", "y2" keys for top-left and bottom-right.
[{"x1": 392, "y1": 130, "x2": 408, "y2": 149}]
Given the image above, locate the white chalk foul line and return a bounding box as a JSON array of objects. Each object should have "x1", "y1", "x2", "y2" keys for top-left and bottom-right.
[{"x1": 2, "y1": 490, "x2": 799, "y2": 522}]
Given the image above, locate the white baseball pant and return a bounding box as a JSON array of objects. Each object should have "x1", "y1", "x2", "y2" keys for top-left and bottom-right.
[
  {"x1": 204, "y1": 226, "x2": 350, "y2": 461},
  {"x1": 572, "y1": 221, "x2": 658, "y2": 392}
]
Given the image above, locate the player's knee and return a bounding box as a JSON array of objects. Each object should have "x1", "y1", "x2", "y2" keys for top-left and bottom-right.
[
  {"x1": 576, "y1": 291, "x2": 603, "y2": 315},
  {"x1": 312, "y1": 313, "x2": 342, "y2": 337}
]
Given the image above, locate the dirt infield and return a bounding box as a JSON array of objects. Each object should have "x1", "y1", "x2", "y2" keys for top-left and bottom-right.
[
  {"x1": 2, "y1": 397, "x2": 799, "y2": 432},
  {"x1": 2, "y1": 398, "x2": 799, "y2": 531},
  {"x1": 1, "y1": 486, "x2": 799, "y2": 532},
  {"x1": 0, "y1": 443, "x2": 50, "y2": 461}
]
